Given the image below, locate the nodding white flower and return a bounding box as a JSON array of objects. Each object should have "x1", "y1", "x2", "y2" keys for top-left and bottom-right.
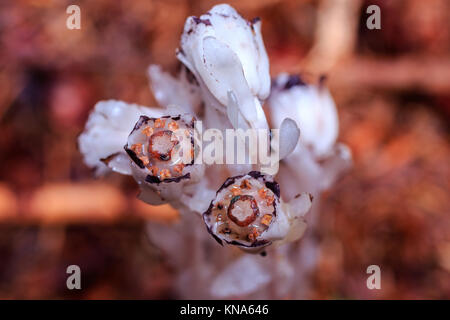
[
  {"x1": 125, "y1": 114, "x2": 205, "y2": 205},
  {"x1": 268, "y1": 73, "x2": 339, "y2": 158},
  {"x1": 268, "y1": 73, "x2": 352, "y2": 196},
  {"x1": 78, "y1": 100, "x2": 205, "y2": 207},
  {"x1": 177, "y1": 4, "x2": 270, "y2": 130},
  {"x1": 78, "y1": 100, "x2": 163, "y2": 176},
  {"x1": 203, "y1": 171, "x2": 312, "y2": 252}
]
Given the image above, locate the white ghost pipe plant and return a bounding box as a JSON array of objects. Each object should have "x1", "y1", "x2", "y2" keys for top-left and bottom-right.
[
  {"x1": 75, "y1": 8, "x2": 358, "y2": 299},
  {"x1": 77, "y1": 3, "x2": 354, "y2": 299}
]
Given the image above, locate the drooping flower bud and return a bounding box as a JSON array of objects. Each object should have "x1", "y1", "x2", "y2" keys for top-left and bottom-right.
[
  {"x1": 177, "y1": 4, "x2": 270, "y2": 130},
  {"x1": 268, "y1": 74, "x2": 339, "y2": 158},
  {"x1": 268, "y1": 73, "x2": 352, "y2": 196}
]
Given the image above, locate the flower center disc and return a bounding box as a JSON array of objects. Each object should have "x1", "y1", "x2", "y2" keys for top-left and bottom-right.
[
  {"x1": 149, "y1": 130, "x2": 179, "y2": 161},
  {"x1": 227, "y1": 195, "x2": 259, "y2": 227}
]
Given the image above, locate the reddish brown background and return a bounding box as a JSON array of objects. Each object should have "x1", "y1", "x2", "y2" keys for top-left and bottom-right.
[{"x1": 0, "y1": 0, "x2": 449, "y2": 299}]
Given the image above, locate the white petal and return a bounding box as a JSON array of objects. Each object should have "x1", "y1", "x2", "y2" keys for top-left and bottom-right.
[
  {"x1": 148, "y1": 65, "x2": 201, "y2": 114},
  {"x1": 284, "y1": 215, "x2": 308, "y2": 243},
  {"x1": 319, "y1": 143, "x2": 352, "y2": 190},
  {"x1": 251, "y1": 19, "x2": 271, "y2": 99},
  {"x1": 210, "y1": 255, "x2": 271, "y2": 298},
  {"x1": 138, "y1": 186, "x2": 165, "y2": 206},
  {"x1": 310, "y1": 87, "x2": 339, "y2": 156},
  {"x1": 276, "y1": 193, "x2": 312, "y2": 244},
  {"x1": 107, "y1": 153, "x2": 132, "y2": 175},
  {"x1": 226, "y1": 90, "x2": 240, "y2": 129},
  {"x1": 279, "y1": 118, "x2": 300, "y2": 160},
  {"x1": 288, "y1": 192, "x2": 313, "y2": 218},
  {"x1": 201, "y1": 36, "x2": 257, "y2": 122},
  {"x1": 78, "y1": 100, "x2": 162, "y2": 175}
]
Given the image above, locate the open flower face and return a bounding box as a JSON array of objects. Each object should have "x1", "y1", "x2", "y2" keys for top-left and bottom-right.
[
  {"x1": 125, "y1": 113, "x2": 206, "y2": 205},
  {"x1": 203, "y1": 171, "x2": 311, "y2": 251},
  {"x1": 177, "y1": 4, "x2": 270, "y2": 129},
  {"x1": 203, "y1": 172, "x2": 279, "y2": 249},
  {"x1": 125, "y1": 114, "x2": 196, "y2": 183}
]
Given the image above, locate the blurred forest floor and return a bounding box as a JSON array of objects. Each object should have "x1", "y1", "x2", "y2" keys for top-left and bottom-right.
[{"x1": 0, "y1": 0, "x2": 449, "y2": 299}]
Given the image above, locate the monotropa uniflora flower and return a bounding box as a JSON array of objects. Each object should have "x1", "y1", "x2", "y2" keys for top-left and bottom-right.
[
  {"x1": 203, "y1": 171, "x2": 312, "y2": 252},
  {"x1": 77, "y1": 4, "x2": 350, "y2": 255}
]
